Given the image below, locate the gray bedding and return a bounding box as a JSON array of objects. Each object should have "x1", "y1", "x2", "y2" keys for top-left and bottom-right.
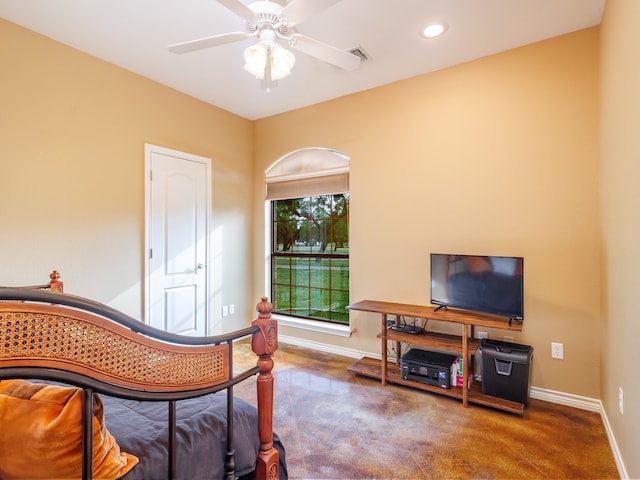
[{"x1": 103, "y1": 392, "x2": 286, "y2": 480}]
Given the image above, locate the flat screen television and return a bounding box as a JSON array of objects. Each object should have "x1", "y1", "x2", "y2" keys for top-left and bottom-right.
[{"x1": 430, "y1": 253, "x2": 524, "y2": 321}]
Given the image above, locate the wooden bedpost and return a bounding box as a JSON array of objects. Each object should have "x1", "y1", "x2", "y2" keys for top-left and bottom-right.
[
  {"x1": 49, "y1": 270, "x2": 64, "y2": 293},
  {"x1": 251, "y1": 297, "x2": 279, "y2": 480}
]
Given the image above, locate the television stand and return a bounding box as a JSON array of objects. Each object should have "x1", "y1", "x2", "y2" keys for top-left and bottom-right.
[{"x1": 346, "y1": 299, "x2": 525, "y2": 414}]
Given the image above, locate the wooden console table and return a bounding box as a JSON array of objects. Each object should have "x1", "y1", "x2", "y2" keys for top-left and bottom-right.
[{"x1": 347, "y1": 299, "x2": 525, "y2": 414}]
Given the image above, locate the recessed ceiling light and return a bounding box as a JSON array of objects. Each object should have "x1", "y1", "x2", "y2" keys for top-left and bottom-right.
[{"x1": 422, "y1": 23, "x2": 448, "y2": 39}]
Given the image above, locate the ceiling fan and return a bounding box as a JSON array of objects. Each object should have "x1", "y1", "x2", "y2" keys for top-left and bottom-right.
[{"x1": 168, "y1": 0, "x2": 361, "y2": 89}]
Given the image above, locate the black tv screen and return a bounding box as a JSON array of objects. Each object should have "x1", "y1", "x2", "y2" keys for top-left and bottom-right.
[{"x1": 430, "y1": 253, "x2": 524, "y2": 320}]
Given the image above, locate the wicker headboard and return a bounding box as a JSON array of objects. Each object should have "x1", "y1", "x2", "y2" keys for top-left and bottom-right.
[{"x1": 0, "y1": 272, "x2": 280, "y2": 479}]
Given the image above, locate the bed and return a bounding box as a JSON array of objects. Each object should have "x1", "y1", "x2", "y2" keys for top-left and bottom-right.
[{"x1": 0, "y1": 271, "x2": 285, "y2": 480}]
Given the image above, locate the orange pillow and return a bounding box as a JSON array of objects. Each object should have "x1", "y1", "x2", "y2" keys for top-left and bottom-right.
[{"x1": 0, "y1": 379, "x2": 138, "y2": 480}]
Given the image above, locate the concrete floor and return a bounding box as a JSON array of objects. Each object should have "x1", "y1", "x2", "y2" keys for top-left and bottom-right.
[{"x1": 235, "y1": 341, "x2": 619, "y2": 480}]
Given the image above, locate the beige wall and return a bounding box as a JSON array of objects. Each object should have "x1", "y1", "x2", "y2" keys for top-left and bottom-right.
[
  {"x1": 0, "y1": 19, "x2": 255, "y2": 331},
  {"x1": 600, "y1": 0, "x2": 640, "y2": 477},
  {"x1": 254, "y1": 28, "x2": 601, "y2": 398}
]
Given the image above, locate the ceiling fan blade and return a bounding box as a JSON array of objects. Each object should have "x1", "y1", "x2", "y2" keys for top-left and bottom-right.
[
  {"x1": 216, "y1": 0, "x2": 255, "y2": 19},
  {"x1": 289, "y1": 33, "x2": 361, "y2": 71},
  {"x1": 168, "y1": 32, "x2": 248, "y2": 54},
  {"x1": 281, "y1": 0, "x2": 341, "y2": 25}
]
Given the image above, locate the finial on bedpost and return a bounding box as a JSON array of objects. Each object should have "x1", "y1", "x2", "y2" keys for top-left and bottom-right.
[
  {"x1": 251, "y1": 297, "x2": 279, "y2": 480},
  {"x1": 253, "y1": 297, "x2": 278, "y2": 354},
  {"x1": 49, "y1": 270, "x2": 64, "y2": 293}
]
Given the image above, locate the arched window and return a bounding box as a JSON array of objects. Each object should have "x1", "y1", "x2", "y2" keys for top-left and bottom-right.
[{"x1": 266, "y1": 148, "x2": 350, "y2": 328}]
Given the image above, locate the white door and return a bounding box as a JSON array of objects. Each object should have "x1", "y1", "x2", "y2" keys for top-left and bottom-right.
[{"x1": 145, "y1": 145, "x2": 210, "y2": 335}]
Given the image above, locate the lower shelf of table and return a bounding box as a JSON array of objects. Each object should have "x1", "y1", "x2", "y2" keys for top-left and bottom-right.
[{"x1": 347, "y1": 356, "x2": 525, "y2": 415}]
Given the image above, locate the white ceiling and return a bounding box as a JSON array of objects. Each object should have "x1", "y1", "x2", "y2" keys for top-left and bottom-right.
[{"x1": 0, "y1": 0, "x2": 605, "y2": 120}]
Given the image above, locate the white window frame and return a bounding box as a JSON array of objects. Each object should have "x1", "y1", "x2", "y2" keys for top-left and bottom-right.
[{"x1": 264, "y1": 148, "x2": 353, "y2": 337}]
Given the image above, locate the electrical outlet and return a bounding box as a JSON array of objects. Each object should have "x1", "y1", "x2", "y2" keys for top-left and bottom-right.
[
  {"x1": 229, "y1": 304, "x2": 235, "y2": 315},
  {"x1": 222, "y1": 305, "x2": 229, "y2": 317},
  {"x1": 619, "y1": 387, "x2": 624, "y2": 415},
  {"x1": 477, "y1": 331, "x2": 488, "y2": 339},
  {"x1": 551, "y1": 342, "x2": 563, "y2": 359}
]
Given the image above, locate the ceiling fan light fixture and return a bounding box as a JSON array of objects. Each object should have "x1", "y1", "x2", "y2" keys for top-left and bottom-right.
[
  {"x1": 270, "y1": 43, "x2": 295, "y2": 80},
  {"x1": 243, "y1": 42, "x2": 269, "y2": 78},
  {"x1": 244, "y1": 40, "x2": 295, "y2": 82}
]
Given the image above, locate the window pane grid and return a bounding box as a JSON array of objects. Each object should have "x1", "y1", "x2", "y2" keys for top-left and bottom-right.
[{"x1": 271, "y1": 193, "x2": 349, "y2": 325}]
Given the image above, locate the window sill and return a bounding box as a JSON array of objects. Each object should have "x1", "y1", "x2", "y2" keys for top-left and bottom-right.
[{"x1": 272, "y1": 314, "x2": 353, "y2": 337}]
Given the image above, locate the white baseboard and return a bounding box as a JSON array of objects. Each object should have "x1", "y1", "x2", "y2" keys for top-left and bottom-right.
[
  {"x1": 278, "y1": 336, "x2": 627, "y2": 479},
  {"x1": 279, "y1": 334, "x2": 366, "y2": 359},
  {"x1": 529, "y1": 386, "x2": 601, "y2": 412}
]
